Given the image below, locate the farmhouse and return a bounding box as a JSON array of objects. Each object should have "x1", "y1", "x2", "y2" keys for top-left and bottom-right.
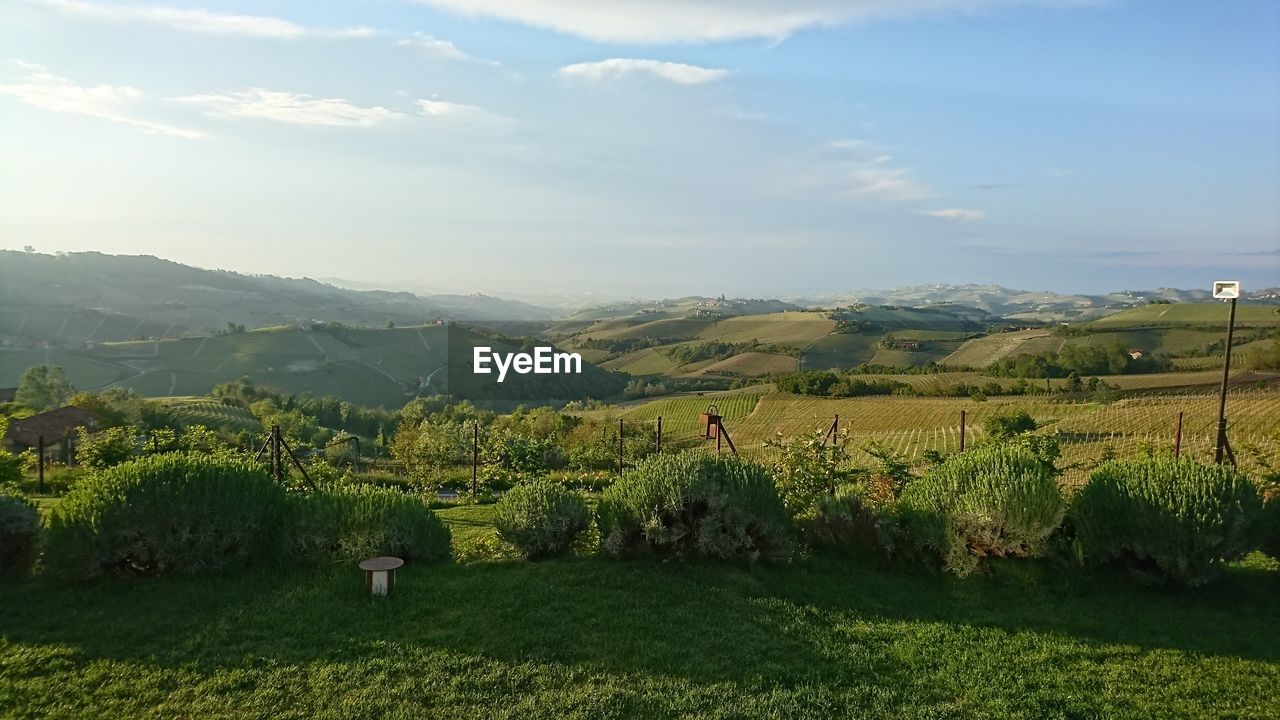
[
  {"x1": 2, "y1": 406, "x2": 98, "y2": 455},
  {"x1": 1128, "y1": 348, "x2": 1146, "y2": 360}
]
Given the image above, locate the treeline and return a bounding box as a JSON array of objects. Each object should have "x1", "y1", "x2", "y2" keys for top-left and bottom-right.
[
  {"x1": 211, "y1": 378, "x2": 396, "y2": 439},
  {"x1": 773, "y1": 369, "x2": 1122, "y2": 400},
  {"x1": 986, "y1": 344, "x2": 1170, "y2": 378},
  {"x1": 664, "y1": 340, "x2": 799, "y2": 365}
]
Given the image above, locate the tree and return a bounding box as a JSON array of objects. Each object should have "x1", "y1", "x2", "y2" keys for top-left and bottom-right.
[{"x1": 15, "y1": 366, "x2": 73, "y2": 412}]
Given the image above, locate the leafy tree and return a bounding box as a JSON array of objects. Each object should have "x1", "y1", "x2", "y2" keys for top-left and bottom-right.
[{"x1": 15, "y1": 365, "x2": 73, "y2": 411}]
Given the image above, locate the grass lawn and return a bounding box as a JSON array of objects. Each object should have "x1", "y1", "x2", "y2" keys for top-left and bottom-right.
[{"x1": 2, "y1": 509, "x2": 1278, "y2": 719}]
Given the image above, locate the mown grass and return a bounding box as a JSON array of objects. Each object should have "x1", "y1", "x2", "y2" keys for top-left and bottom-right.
[{"x1": 2, "y1": 507, "x2": 1278, "y2": 719}]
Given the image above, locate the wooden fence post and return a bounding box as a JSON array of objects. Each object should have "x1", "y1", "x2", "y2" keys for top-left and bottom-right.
[
  {"x1": 959, "y1": 410, "x2": 966, "y2": 452},
  {"x1": 656, "y1": 416, "x2": 662, "y2": 453},
  {"x1": 618, "y1": 419, "x2": 624, "y2": 476},
  {"x1": 1174, "y1": 411, "x2": 1183, "y2": 459},
  {"x1": 471, "y1": 422, "x2": 479, "y2": 496}
]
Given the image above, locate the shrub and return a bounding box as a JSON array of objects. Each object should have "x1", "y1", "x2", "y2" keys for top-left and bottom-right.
[
  {"x1": 806, "y1": 481, "x2": 901, "y2": 557},
  {"x1": 75, "y1": 425, "x2": 138, "y2": 469},
  {"x1": 1070, "y1": 457, "x2": 1265, "y2": 585},
  {"x1": 1263, "y1": 494, "x2": 1280, "y2": 561},
  {"x1": 43, "y1": 453, "x2": 287, "y2": 579},
  {"x1": 982, "y1": 409, "x2": 1037, "y2": 440},
  {"x1": 493, "y1": 480, "x2": 590, "y2": 558},
  {"x1": 0, "y1": 483, "x2": 40, "y2": 577},
  {"x1": 899, "y1": 444, "x2": 1066, "y2": 577},
  {"x1": 764, "y1": 428, "x2": 851, "y2": 522},
  {"x1": 284, "y1": 484, "x2": 452, "y2": 565},
  {"x1": 597, "y1": 453, "x2": 791, "y2": 562}
]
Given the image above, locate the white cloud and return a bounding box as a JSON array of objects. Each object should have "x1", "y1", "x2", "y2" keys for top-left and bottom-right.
[
  {"x1": 396, "y1": 32, "x2": 499, "y2": 66},
  {"x1": 557, "y1": 58, "x2": 728, "y2": 85},
  {"x1": 849, "y1": 166, "x2": 935, "y2": 201},
  {"x1": 919, "y1": 208, "x2": 985, "y2": 221},
  {"x1": 416, "y1": 98, "x2": 513, "y2": 123},
  {"x1": 409, "y1": 0, "x2": 1095, "y2": 43},
  {"x1": 176, "y1": 89, "x2": 402, "y2": 127},
  {"x1": 0, "y1": 61, "x2": 202, "y2": 138},
  {"x1": 37, "y1": 0, "x2": 376, "y2": 39},
  {"x1": 1041, "y1": 166, "x2": 1071, "y2": 177}
]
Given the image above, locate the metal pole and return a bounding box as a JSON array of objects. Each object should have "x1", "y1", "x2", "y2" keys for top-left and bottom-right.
[
  {"x1": 471, "y1": 422, "x2": 478, "y2": 496},
  {"x1": 959, "y1": 410, "x2": 966, "y2": 452},
  {"x1": 1174, "y1": 411, "x2": 1183, "y2": 459},
  {"x1": 618, "y1": 419, "x2": 624, "y2": 476},
  {"x1": 1214, "y1": 297, "x2": 1237, "y2": 464},
  {"x1": 37, "y1": 435, "x2": 45, "y2": 494}
]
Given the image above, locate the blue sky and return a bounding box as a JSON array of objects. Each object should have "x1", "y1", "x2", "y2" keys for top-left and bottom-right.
[{"x1": 1, "y1": 0, "x2": 1276, "y2": 298}]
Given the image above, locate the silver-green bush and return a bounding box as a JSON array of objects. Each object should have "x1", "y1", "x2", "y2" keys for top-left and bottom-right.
[
  {"x1": 493, "y1": 480, "x2": 590, "y2": 558},
  {"x1": 0, "y1": 483, "x2": 40, "y2": 577},
  {"x1": 1070, "y1": 457, "x2": 1264, "y2": 585},
  {"x1": 597, "y1": 453, "x2": 791, "y2": 562},
  {"x1": 43, "y1": 453, "x2": 287, "y2": 579},
  {"x1": 899, "y1": 445, "x2": 1065, "y2": 577},
  {"x1": 284, "y1": 484, "x2": 452, "y2": 565}
]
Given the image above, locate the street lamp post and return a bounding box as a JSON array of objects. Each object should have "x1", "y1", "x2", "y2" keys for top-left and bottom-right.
[{"x1": 1212, "y1": 281, "x2": 1241, "y2": 465}]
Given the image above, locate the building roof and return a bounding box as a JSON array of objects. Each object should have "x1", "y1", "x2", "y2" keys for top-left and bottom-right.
[{"x1": 3, "y1": 406, "x2": 98, "y2": 446}]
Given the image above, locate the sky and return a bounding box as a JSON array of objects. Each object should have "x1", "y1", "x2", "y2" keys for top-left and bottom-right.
[{"x1": 0, "y1": 0, "x2": 1277, "y2": 299}]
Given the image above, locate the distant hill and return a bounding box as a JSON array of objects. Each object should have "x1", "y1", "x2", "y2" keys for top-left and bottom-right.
[
  {"x1": 800, "y1": 284, "x2": 1280, "y2": 322},
  {"x1": 0, "y1": 322, "x2": 623, "y2": 408},
  {"x1": 0, "y1": 251, "x2": 555, "y2": 348}
]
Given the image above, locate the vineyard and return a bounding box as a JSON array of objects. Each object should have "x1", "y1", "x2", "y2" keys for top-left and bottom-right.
[
  {"x1": 158, "y1": 398, "x2": 263, "y2": 434},
  {"x1": 595, "y1": 388, "x2": 1280, "y2": 487}
]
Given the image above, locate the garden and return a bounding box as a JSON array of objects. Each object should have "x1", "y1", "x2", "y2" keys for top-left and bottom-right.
[{"x1": 2, "y1": 410, "x2": 1279, "y2": 718}]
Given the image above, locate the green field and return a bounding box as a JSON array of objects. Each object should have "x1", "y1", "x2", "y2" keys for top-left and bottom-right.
[
  {"x1": 1088, "y1": 303, "x2": 1280, "y2": 328},
  {"x1": 695, "y1": 312, "x2": 835, "y2": 348},
  {"x1": 2, "y1": 505, "x2": 1278, "y2": 719}
]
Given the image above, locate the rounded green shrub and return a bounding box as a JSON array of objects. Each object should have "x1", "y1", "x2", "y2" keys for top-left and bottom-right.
[
  {"x1": 1263, "y1": 494, "x2": 1280, "y2": 561},
  {"x1": 806, "y1": 481, "x2": 901, "y2": 557},
  {"x1": 493, "y1": 480, "x2": 590, "y2": 558},
  {"x1": 597, "y1": 453, "x2": 791, "y2": 562},
  {"x1": 1070, "y1": 457, "x2": 1264, "y2": 585},
  {"x1": 43, "y1": 453, "x2": 287, "y2": 579},
  {"x1": 0, "y1": 483, "x2": 41, "y2": 577},
  {"x1": 899, "y1": 444, "x2": 1065, "y2": 577},
  {"x1": 284, "y1": 484, "x2": 452, "y2": 565}
]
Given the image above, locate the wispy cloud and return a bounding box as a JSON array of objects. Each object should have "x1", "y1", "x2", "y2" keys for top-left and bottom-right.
[
  {"x1": 825, "y1": 139, "x2": 934, "y2": 201},
  {"x1": 1040, "y1": 166, "x2": 1072, "y2": 178},
  {"x1": 0, "y1": 60, "x2": 202, "y2": 138},
  {"x1": 37, "y1": 0, "x2": 375, "y2": 38},
  {"x1": 176, "y1": 89, "x2": 402, "y2": 127},
  {"x1": 416, "y1": 97, "x2": 513, "y2": 123},
  {"x1": 849, "y1": 166, "x2": 934, "y2": 201},
  {"x1": 395, "y1": 32, "x2": 500, "y2": 66},
  {"x1": 919, "y1": 208, "x2": 985, "y2": 221},
  {"x1": 557, "y1": 59, "x2": 728, "y2": 85},
  {"x1": 409, "y1": 0, "x2": 1097, "y2": 43}
]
